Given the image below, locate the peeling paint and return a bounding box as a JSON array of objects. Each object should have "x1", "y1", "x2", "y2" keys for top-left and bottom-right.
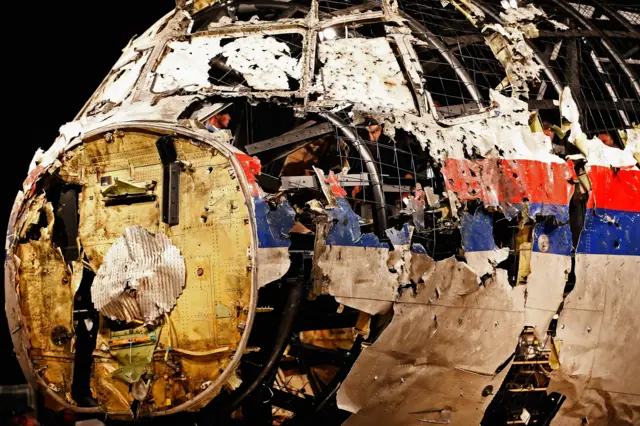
[
  {"x1": 154, "y1": 35, "x2": 302, "y2": 92},
  {"x1": 386, "y1": 91, "x2": 564, "y2": 164},
  {"x1": 444, "y1": 158, "x2": 576, "y2": 220},
  {"x1": 315, "y1": 37, "x2": 417, "y2": 113}
]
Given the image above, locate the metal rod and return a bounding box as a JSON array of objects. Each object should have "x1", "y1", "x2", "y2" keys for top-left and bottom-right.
[{"x1": 319, "y1": 112, "x2": 388, "y2": 234}]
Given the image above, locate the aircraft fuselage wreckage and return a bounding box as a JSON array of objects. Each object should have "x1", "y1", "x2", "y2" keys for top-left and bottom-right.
[{"x1": 4, "y1": 0, "x2": 639, "y2": 424}]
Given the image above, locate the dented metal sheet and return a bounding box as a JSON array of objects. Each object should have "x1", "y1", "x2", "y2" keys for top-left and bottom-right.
[
  {"x1": 314, "y1": 219, "x2": 396, "y2": 315},
  {"x1": 460, "y1": 209, "x2": 509, "y2": 278},
  {"x1": 525, "y1": 222, "x2": 572, "y2": 320},
  {"x1": 91, "y1": 226, "x2": 186, "y2": 324},
  {"x1": 340, "y1": 259, "x2": 526, "y2": 424},
  {"x1": 310, "y1": 171, "x2": 396, "y2": 314}
]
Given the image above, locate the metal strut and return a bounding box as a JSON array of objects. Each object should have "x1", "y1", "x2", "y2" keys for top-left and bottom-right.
[{"x1": 320, "y1": 112, "x2": 388, "y2": 235}]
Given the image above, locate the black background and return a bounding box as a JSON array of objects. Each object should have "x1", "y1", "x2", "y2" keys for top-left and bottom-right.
[{"x1": 2, "y1": 0, "x2": 175, "y2": 385}]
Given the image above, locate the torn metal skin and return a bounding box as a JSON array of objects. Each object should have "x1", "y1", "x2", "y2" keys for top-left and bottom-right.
[{"x1": 5, "y1": 0, "x2": 639, "y2": 424}]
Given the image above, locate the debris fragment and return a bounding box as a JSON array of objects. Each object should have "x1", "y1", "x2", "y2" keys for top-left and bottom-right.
[
  {"x1": 561, "y1": 88, "x2": 639, "y2": 168},
  {"x1": 483, "y1": 4, "x2": 547, "y2": 99}
]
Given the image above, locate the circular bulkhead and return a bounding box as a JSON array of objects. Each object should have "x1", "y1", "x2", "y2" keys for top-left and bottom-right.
[{"x1": 5, "y1": 126, "x2": 259, "y2": 418}]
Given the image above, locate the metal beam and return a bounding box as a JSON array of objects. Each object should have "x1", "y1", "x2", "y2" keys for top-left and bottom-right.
[
  {"x1": 593, "y1": 0, "x2": 638, "y2": 33},
  {"x1": 528, "y1": 98, "x2": 640, "y2": 111},
  {"x1": 439, "y1": 30, "x2": 640, "y2": 45},
  {"x1": 245, "y1": 122, "x2": 334, "y2": 155},
  {"x1": 538, "y1": 29, "x2": 640, "y2": 39},
  {"x1": 555, "y1": 0, "x2": 640, "y2": 97}
]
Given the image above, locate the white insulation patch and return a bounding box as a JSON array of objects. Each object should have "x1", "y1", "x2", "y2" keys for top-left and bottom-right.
[
  {"x1": 96, "y1": 49, "x2": 152, "y2": 105},
  {"x1": 153, "y1": 35, "x2": 301, "y2": 92},
  {"x1": 316, "y1": 38, "x2": 417, "y2": 113},
  {"x1": 91, "y1": 226, "x2": 186, "y2": 324}
]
